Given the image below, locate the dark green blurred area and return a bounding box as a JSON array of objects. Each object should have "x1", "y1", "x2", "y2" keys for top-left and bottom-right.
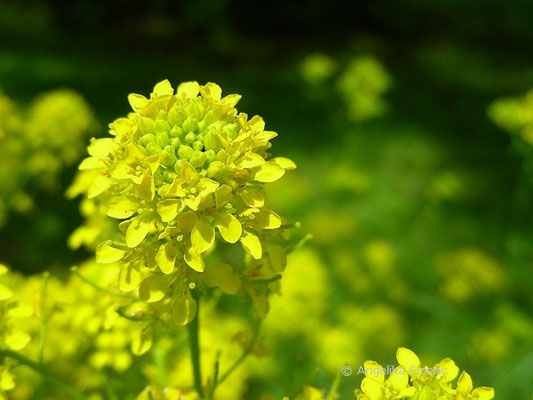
[{"x1": 1, "y1": 1, "x2": 533, "y2": 398}]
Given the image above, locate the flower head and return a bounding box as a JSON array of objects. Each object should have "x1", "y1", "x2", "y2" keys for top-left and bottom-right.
[
  {"x1": 355, "y1": 347, "x2": 495, "y2": 400},
  {"x1": 78, "y1": 80, "x2": 295, "y2": 323}
]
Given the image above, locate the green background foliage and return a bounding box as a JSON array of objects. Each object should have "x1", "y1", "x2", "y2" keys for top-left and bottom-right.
[{"x1": 0, "y1": 1, "x2": 532, "y2": 398}]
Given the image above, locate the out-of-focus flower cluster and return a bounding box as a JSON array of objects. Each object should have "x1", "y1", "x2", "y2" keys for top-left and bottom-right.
[
  {"x1": 488, "y1": 89, "x2": 533, "y2": 145},
  {"x1": 0, "y1": 259, "x2": 268, "y2": 399},
  {"x1": 435, "y1": 248, "x2": 505, "y2": 303},
  {"x1": 0, "y1": 89, "x2": 96, "y2": 226},
  {"x1": 0, "y1": 264, "x2": 32, "y2": 397},
  {"x1": 299, "y1": 53, "x2": 391, "y2": 122}
]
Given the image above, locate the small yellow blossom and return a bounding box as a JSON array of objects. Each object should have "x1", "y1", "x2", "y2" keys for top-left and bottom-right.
[{"x1": 355, "y1": 347, "x2": 495, "y2": 400}]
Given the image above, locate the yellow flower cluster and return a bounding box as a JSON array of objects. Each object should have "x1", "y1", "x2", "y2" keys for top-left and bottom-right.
[
  {"x1": 0, "y1": 265, "x2": 32, "y2": 396},
  {"x1": 137, "y1": 385, "x2": 199, "y2": 400},
  {"x1": 298, "y1": 53, "x2": 391, "y2": 123},
  {"x1": 0, "y1": 260, "x2": 167, "y2": 398},
  {"x1": 0, "y1": 89, "x2": 95, "y2": 226},
  {"x1": 77, "y1": 80, "x2": 295, "y2": 324},
  {"x1": 355, "y1": 347, "x2": 495, "y2": 400},
  {"x1": 435, "y1": 248, "x2": 505, "y2": 303},
  {"x1": 336, "y1": 56, "x2": 391, "y2": 122},
  {"x1": 488, "y1": 89, "x2": 533, "y2": 145}
]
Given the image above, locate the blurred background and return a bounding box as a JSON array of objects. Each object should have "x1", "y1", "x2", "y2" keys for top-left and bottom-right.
[{"x1": 0, "y1": 0, "x2": 532, "y2": 398}]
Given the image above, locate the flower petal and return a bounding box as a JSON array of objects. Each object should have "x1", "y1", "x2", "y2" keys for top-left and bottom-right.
[
  {"x1": 215, "y1": 213, "x2": 242, "y2": 243},
  {"x1": 240, "y1": 231, "x2": 262, "y2": 259},
  {"x1": 191, "y1": 217, "x2": 215, "y2": 253}
]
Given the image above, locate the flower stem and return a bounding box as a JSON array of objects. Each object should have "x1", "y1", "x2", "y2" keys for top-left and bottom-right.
[
  {"x1": 248, "y1": 274, "x2": 282, "y2": 285},
  {"x1": 39, "y1": 271, "x2": 50, "y2": 364},
  {"x1": 326, "y1": 370, "x2": 341, "y2": 400},
  {"x1": 70, "y1": 266, "x2": 130, "y2": 298},
  {"x1": 187, "y1": 295, "x2": 204, "y2": 398},
  {"x1": 218, "y1": 318, "x2": 261, "y2": 385},
  {"x1": 0, "y1": 349, "x2": 87, "y2": 400}
]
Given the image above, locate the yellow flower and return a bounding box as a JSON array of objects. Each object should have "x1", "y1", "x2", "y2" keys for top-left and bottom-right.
[
  {"x1": 488, "y1": 89, "x2": 533, "y2": 145},
  {"x1": 336, "y1": 56, "x2": 391, "y2": 122},
  {"x1": 0, "y1": 89, "x2": 95, "y2": 226},
  {"x1": 435, "y1": 248, "x2": 505, "y2": 303},
  {"x1": 299, "y1": 53, "x2": 337, "y2": 84},
  {"x1": 77, "y1": 80, "x2": 295, "y2": 323},
  {"x1": 357, "y1": 361, "x2": 415, "y2": 400},
  {"x1": 355, "y1": 348, "x2": 494, "y2": 400}
]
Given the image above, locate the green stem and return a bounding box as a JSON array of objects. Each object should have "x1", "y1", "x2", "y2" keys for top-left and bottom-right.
[
  {"x1": 206, "y1": 356, "x2": 220, "y2": 400},
  {"x1": 39, "y1": 272, "x2": 50, "y2": 364},
  {"x1": 187, "y1": 296, "x2": 204, "y2": 398},
  {"x1": 0, "y1": 349, "x2": 87, "y2": 400},
  {"x1": 326, "y1": 370, "x2": 342, "y2": 400},
  {"x1": 70, "y1": 266, "x2": 130, "y2": 298},
  {"x1": 218, "y1": 319, "x2": 261, "y2": 385},
  {"x1": 248, "y1": 274, "x2": 282, "y2": 285}
]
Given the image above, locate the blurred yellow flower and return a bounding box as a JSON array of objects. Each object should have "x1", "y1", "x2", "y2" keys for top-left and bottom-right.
[{"x1": 435, "y1": 248, "x2": 505, "y2": 302}]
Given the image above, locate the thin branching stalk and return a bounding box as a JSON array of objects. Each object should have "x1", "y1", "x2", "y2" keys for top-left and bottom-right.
[
  {"x1": 38, "y1": 271, "x2": 50, "y2": 364},
  {"x1": 187, "y1": 295, "x2": 204, "y2": 398},
  {"x1": 217, "y1": 318, "x2": 262, "y2": 385},
  {"x1": 0, "y1": 350, "x2": 87, "y2": 400}
]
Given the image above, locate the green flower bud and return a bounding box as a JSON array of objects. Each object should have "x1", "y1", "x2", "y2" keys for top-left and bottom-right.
[
  {"x1": 170, "y1": 126, "x2": 183, "y2": 138},
  {"x1": 190, "y1": 151, "x2": 207, "y2": 168},
  {"x1": 171, "y1": 137, "x2": 181, "y2": 148},
  {"x1": 182, "y1": 117, "x2": 198, "y2": 133},
  {"x1": 207, "y1": 160, "x2": 225, "y2": 178},
  {"x1": 185, "y1": 132, "x2": 196, "y2": 144},
  {"x1": 139, "y1": 134, "x2": 156, "y2": 147},
  {"x1": 223, "y1": 124, "x2": 238, "y2": 139},
  {"x1": 168, "y1": 107, "x2": 186, "y2": 126},
  {"x1": 203, "y1": 131, "x2": 219, "y2": 151},
  {"x1": 173, "y1": 159, "x2": 186, "y2": 174},
  {"x1": 205, "y1": 149, "x2": 216, "y2": 162},
  {"x1": 192, "y1": 140, "x2": 204, "y2": 151},
  {"x1": 161, "y1": 149, "x2": 176, "y2": 167},
  {"x1": 146, "y1": 142, "x2": 162, "y2": 155},
  {"x1": 155, "y1": 120, "x2": 171, "y2": 133},
  {"x1": 139, "y1": 117, "x2": 155, "y2": 134},
  {"x1": 156, "y1": 131, "x2": 170, "y2": 148},
  {"x1": 177, "y1": 145, "x2": 194, "y2": 160}
]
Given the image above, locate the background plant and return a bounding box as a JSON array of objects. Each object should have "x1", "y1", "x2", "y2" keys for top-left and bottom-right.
[{"x1": 1, "y1": 1, "x2": 533, "y2": 398}]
